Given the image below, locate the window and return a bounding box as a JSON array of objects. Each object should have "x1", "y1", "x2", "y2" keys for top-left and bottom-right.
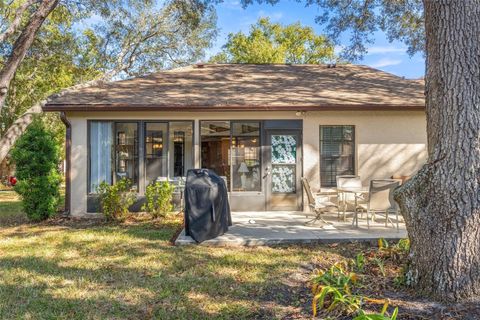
[
  {"x1": 115, "y1": 122, "x2": 139, "y2": 190},
  {"x1": 169, "y1": 122, "x2": 193, "y2": 178},
  {"x1": 144, "y1": 122, "x2": 167, "y2": 186},
  {"x1": 200, "y1": 121, "x2": 261, "y2": 192},
  {"x1": 89, "y1": 122, "x2": 113, "y2": 192},
  {"x1": 320, "y1": 125, "x2": 355, "y2": 187}
]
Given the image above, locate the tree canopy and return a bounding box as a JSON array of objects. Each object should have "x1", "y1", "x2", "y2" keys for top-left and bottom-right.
[
  {"x1": 0, "y1": 0, "x2": 217, "y2": 164},
  {"x1": 210, "y1": 17, "x2": 335, "y2": 64},
  {"x1": 240, "y1": 0, "x2": 424, "y2": 61}
]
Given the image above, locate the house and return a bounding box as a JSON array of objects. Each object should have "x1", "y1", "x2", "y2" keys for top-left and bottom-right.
[{"x1": 43, "y1": 63, "x2": 427, "y2": 216}]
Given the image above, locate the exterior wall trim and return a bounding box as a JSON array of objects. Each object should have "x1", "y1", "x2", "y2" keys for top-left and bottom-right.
[
  {"x1": 44, "y1": 103, "x2": 425, "y2": 112},
  {"x1": 60, "y1": 112, "x2": 71, "y2": 215}
]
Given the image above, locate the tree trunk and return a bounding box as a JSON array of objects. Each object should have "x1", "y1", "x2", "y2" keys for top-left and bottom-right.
[
  {"x1": 0, "y1": 0, "x2": 59, "y2": 110},
  {"x1": 0, "y1": 75, "x2": 114, "y2": 164},
  {"x1": 0, "y1": 103, "x2": 43, "y2": 164},
  {"x1": 394, "y1": 0, "x2": 480, "y2": 302}
]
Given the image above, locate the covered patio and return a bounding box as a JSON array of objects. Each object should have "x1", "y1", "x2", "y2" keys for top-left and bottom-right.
[{"x1": 175, "y1": 210, "x2": 407, "y2": 246}]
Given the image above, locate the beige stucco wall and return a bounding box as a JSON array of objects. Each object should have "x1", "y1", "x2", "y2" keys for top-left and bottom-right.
[
  {"x1": 302, "y1": 111, "x2": 428, "y2": 188},
  {"x1": 66, "y1": 110, "x2": 427, "y2": 216}
]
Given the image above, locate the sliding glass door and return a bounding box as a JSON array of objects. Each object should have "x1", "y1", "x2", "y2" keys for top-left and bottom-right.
[{"x1": 200, "y1": 121, "x2": 261, "y2": 192}]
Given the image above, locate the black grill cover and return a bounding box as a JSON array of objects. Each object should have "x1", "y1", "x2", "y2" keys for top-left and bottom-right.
[{"x1": 184, "y1": 169, "x2": 232, "y2": 243}]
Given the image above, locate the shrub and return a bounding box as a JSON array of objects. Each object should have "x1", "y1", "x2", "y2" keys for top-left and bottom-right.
[
  {"x1": 142, "y1": 181, "x2": 175, "y2": 218},
  {"x1": 11, "y1": 120, "x2": 61, "y2": 221},
  {"x1": 97, "y1": 178, "x2": 136, "y2": 221}
]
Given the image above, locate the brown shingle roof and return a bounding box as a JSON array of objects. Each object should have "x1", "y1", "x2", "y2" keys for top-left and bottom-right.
[{"x1": 44, "y1": 64, "x2": 425, "y2": 112}]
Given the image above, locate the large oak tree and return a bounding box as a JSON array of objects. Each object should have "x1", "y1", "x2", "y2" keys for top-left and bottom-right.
[
  {"x1": 261, "y1": 0, "x2": 478, "y2": 302},
  {"x1": 396, "y1": 0, "x2": 480, "y2": 302}
]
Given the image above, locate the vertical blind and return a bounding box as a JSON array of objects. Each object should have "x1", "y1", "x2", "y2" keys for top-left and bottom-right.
[{"x1": 89, "y1": 122, "x2": 113, "y2": 192}]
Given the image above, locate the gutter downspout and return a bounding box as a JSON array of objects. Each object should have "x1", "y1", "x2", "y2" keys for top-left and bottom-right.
[{"x1": 59, "y1": 112, "x2": 71, "y2": 215}]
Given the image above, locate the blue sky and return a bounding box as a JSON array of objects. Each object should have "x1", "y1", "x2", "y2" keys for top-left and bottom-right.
[{"x1": 208, "y1": 0, "x2": 425, "y2": 79}]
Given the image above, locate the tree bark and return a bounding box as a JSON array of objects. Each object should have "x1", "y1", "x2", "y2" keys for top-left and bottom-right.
[
  {"x1": 0, "y1": 0, "x2": 59, "y2": 110},
  {"x1": 0, "y1": 103, "x2": 44, "y2": 164},
  {"x1": 0, "y1": 74, "x2": 115, "y2": 164},
  {"x1": 394, "y1": 0, "x2": 480, "y2": 302}
]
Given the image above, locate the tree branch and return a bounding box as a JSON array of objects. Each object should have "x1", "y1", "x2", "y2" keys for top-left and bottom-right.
[
  {"x1": 0, "y1": 68, "x2": 123, "y2": 164},
  {"x1": 0, "y1": 0, "x2": 59, "y2": 111},
  {"x1": 0, "y1": 0, "x2": 39, "y2": 43}
]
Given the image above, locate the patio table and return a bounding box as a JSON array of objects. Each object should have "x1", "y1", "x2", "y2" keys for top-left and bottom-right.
[{"x1": 336, "y1": 186, "x2": 369, "y2": 227}]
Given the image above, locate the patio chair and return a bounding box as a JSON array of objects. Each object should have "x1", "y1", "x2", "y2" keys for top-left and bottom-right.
[
  {"x1": 336, "y1": 175, "x2": 363, "y2": 220},
  {"x1": 355, "y1": 179, "x2": 401, "y2": 230},
  {"x1": 301, "y1": 177, "x2": 337, "y2": 225}
]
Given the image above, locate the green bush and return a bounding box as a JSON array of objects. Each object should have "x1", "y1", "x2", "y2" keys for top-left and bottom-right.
[
  {"x1": 11, "y1": 120, "x2": 61, "y2": 221},
  {"x1": 97, "y1": 178, "x2": 136, "y2": 221},
  {"x1": 142, "y1": 181, "x2": 175, "y2": 218}
]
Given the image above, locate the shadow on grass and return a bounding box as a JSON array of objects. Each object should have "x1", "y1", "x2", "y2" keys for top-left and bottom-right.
[{"x1": 0, "y1": 243, "x2": 315, "y2": 319}]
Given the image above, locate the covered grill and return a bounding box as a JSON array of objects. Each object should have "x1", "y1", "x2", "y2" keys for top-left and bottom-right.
[{"x1": 184, "y1": 169, "x2": 232, "y2": 243}]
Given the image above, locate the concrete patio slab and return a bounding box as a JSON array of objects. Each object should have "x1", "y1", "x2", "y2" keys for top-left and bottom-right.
[{"x1": 175, "y1": 211, "x2": 407, "y2": 246}]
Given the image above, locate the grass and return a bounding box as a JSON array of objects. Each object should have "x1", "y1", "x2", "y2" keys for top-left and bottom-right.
[
  {"x1": 2, "y1": 192, "x2": 478, "y2": 319},
  {"x1": 0, "y1": 191, "x2": 27, "y2": 225},
  {"x1": 0, "y1": 191, "x2": 325, "y2": 319}
]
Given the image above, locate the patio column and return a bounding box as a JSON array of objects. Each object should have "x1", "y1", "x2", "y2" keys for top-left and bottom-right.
[
  {"x1": 194, "y1": 119, "x2": 200, "y2": 168},
  {"x1": 70, "y1": 117, "x2": 88, "y2": 215},
  {"x1": 302, "y1": 116, "x2": 320, "y2": 210}
]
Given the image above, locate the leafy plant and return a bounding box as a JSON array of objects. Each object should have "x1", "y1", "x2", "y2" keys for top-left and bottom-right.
[
  {"x1": 11, "y1": 120, "x2": 61, "y2": 221},
  {"x1": 311, "y1": 263, "x2": 360, "y2": 316},
  {"x1": 355, "y1": 252, "x2": 366, "y2": 272},
  {"x1": 354, "y1": 301, "x2": 398, "y2": 320},
  {"x1": 394, "y1": 239, "x2": 410, "y2": 253},
  {"x1": 378, "y1": 238, "x2": 389, "y2": 250},
  {"x1": 142, "y1": 181, "x2": 175, "y2": 218},
  {"x1": 373, "y1": 257, "x2": 386, "y2": 277},
  {"x1": 97, "y1": 178, "x2": 136, "y2": 221},
  {"x1": 311, "y1": 257, "x2": 401, "y2": 319}
]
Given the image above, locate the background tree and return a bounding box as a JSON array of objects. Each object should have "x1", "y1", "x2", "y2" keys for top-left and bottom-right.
[
  {"x1": 0, "y1": 0, "x2": 217, "y2": 166},
  {"x1": 247, "y1": 0, "x2": 478, "y2": 302},
  {"x1": 210, "y1": 17, "x2": 335, "y2": 64}
]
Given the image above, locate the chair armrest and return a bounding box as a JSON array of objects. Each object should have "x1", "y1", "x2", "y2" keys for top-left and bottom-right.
[
  {"x1": 355, "y1": 194, "x2": 367, "y2": 201},
  {"x1": 315, "y1": 191, "x2": 337, "y2": 196}
]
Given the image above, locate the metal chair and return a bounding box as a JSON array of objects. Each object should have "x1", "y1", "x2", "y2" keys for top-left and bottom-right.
[
  {"x1": 301, "y1": 177, "x2": 337, "y2": 225},
  {"x1": 336, "y1": 175, "x2": 362, "y2": 220},
  {"x1": 356, "y1": 179, "x2": 401, "y2": 230}
]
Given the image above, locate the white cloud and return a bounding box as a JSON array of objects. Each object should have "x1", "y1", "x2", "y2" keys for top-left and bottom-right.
[
  {"x1": 257, "y1": 10, "x2": 284, "y2": 21},
  {"x1": 366, "y1": 46, "x2": 407, "y2": 55},
  {"x1": 370, "y1": 58, "x2": 403, "y2": 68},
  {"x1": 220, "y1": 0, "x2": 242, "y2": 10},
  {"x1": 333, "y1": 45, "x2": 344, "y2": 56}
]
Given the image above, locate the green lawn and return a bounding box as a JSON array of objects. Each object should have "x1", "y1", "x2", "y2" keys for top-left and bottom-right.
[
  {"x1": 0, "y1": 191, "x2": 27, "y2": 226},
  {"x1": 0, "y1": 191, "x2": 332, "y2": 319},
  {"x1": 3, "y1": 192, "x2": 463, "y2": 319}
]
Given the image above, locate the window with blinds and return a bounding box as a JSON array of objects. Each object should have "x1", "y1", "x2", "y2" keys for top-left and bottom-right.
[{"x1": 319, "y1": 125, "x2": 355, "y2": 187}]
